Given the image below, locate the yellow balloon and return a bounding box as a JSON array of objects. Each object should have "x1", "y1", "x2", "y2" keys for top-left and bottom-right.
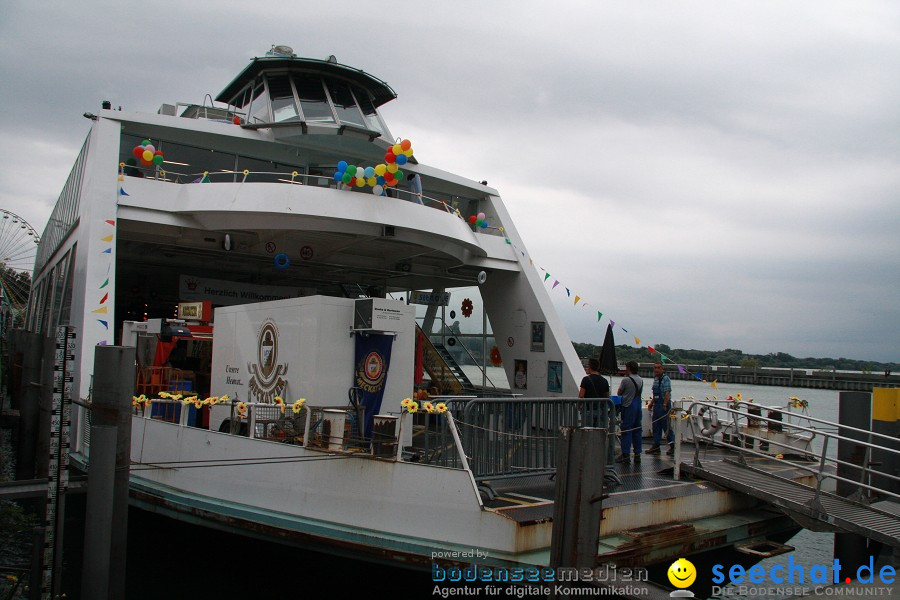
[
  {"x1": 374, "y1": 164, "x2": 387, "y2": 176},
  {"x1": 392, "y1": 144, "x2": 403, "y2": 155},
  {"x1": 403, "y1": 148, "x2": 414, "y2": 157},
  {"x1": 142, "y1": 150, "x2": 153, "y2": 162},
  {"x1": 366, "y1": 177, "x2": 377, "y2": 186},
  {"x1": 355, "y1": 177, "x2": 365, "y2": 187},
  {"x1": 387, "y1": 163, "x2": 398, "y2": 173}
]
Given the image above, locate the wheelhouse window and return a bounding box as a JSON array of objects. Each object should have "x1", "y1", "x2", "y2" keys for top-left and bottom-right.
[
  {"x1": 326, "y1": 80, "x2": 366, "y2": 127},
  {"x1": 247, "y1": 82, "x2": 271, "y2": 124},
  {"x1": 293, "y1": 74, "x2": 334, "y2": 123},
  {"x1": 354, "y1": 86, "x2": 385, "y2": 134},
  {"x1": 267, "y1": 75, "x2": 300, "y2": 123}
]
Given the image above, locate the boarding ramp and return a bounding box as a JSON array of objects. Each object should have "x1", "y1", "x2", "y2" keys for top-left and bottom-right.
[{"x1": 680, "y1": 401, "x2": 900, "y2": 549}]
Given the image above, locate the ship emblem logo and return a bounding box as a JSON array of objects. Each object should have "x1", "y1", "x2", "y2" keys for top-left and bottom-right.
[
  {"x1": 356, "y1": 351, "x2": 386, "y2": 391},
  {"x1": 248, "y1": 319, "x2": 288, "y2": 402}
]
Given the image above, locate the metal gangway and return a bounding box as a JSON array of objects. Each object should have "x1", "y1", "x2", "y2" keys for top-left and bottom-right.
[{"x1": 680, "y1": 400, "x2": 900, "y2": 549}]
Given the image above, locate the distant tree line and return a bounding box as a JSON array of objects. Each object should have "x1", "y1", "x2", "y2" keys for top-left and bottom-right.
[{"x1": 573, "y1": 341, "x2": 899, "y2": 373}]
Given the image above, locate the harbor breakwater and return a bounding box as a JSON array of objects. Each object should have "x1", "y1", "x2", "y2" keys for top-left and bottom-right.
[{"x1": 634, "y1": 363, "x2": 900, "y2": 392}]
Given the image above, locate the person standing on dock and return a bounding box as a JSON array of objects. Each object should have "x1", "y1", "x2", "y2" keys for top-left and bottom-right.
[
  {"x1": 648, "y1": 361, "x2": 675, "y2": 456},
  {"x1": 616, "y1": 361, "x2": 643, "y2": 464},
  {"x1": 579, "y1": 357, "x2": 610, "y2": 427}
]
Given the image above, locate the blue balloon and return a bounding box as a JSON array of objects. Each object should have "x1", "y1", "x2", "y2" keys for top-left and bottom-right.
[
  {"x1": 376, "y1": 175, "x2": 385, "y2": 185},
  {"x1": 396, "y1": 154, "x2": 408, "y2": 165},
  {"x1": 480, "y1": 220, "x2": 488, "y2": 228},
  {"x1": 337, "y1": 160, "x2": 348, "y2": 171},
  {"x1": 334, "y1": 171, "x2": 343, "y2": 182},
  {"x1": 364, "y1": 166, "x2": 375, "y2": 178}
]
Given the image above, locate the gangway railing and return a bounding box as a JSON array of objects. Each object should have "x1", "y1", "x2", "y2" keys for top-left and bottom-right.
[
  {"x1": 681, "y1": 400, "x2": 900, "y2": 547},
  {"x1": 444, "y1": 397, "x2": 615, "y2": 481}
]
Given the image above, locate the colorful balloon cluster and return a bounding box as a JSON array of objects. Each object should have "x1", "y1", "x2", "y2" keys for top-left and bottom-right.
[
  {"x1": 333, "y1": 139, "x2": 414, "y2": 196},
  {"x1": 132, "y1": 139, "x2": 164, "y2": 167},
  {"x1": 468, "y1": 212, "x2": 489, "y2": 229}
]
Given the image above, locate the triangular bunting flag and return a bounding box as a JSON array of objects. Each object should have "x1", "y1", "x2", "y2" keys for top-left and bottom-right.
[
  {"x1": 710, "y1": 380, "x2": 718, "y2": 390},
  {"x1": 634, "y1": 336, "x2": 641, "y2": 345},
  {"x1": 648, "y1": 346, "x2": 655, "y2": 354},
  {"x1": 119, "y1": 187, "x2": 129, "y2": 196},
  {"x1": 101, "y1": 248, "x2": 111, "y2": 254},
  {"x1": 105, "y1": 220, "x2": 115, "y2": 225},
  {"x1": 552, "y1": 280, "x2": 560, "y2": 289},
  {"x1": 677, "y1": 365, "x2": 687, "y2": 374},
  {"x1": 573, "y1": 295, "x2": 580, "y2": 305},
  {"x1": 693, "y1": 371, "x2": 703, "y2": 380},
  {"x1": 544, "y1": 273, "x2": 551, "y2": 281},
  {"x1": 659, "y1": 353, "x2": 668, "y2": 362},
  {"x1": 99, "y1": 292, "x2": 108, "y2": 304},
  {"x1": 622, "y1": 327, "x2": 628, "y2": 333},
  {"x1": 566, "y1": 288, "x2": 570, "y2": 297},
  {"x1": 100, "y1": 234, "x2": 113, "y2": 242},
  {"x1": 597, "y1": 311, "x2": 603, "y2": 322},
  {"x1": 92, "y1": 306, "x2": 108, "y2": 314},
  {"x1": 97, "y1": 320, "x2": 109, "y2": 329},
  {"x1": 99, "y1": 278, "x2": 109, "y2": 289},
  {"x1": 610, "y1": 320, "x2": 615, "y2": 328}
]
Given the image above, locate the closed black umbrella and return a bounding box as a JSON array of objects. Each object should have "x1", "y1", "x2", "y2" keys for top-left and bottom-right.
[{"x1": 598, "y1": 324, "x2": 618, "y2": 375}]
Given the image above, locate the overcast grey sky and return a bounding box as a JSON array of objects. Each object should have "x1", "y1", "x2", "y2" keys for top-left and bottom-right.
[{"x1": 1, "y1": 1, "x2": 898, "y2": 362}]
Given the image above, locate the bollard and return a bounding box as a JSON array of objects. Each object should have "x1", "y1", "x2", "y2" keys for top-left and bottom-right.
[
  {"x1": 550, "y1": 427, "x2": 607, "y2": 570},
  {"x1": 81, "y1": 345, "x2": 135, "y2": 600},
  {"x1": 834, "y1": 391, "x2": 872, "y2": 574}
]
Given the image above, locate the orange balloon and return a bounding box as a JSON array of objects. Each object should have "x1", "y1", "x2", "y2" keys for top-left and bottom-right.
[{"x1": 400, "y1": 139, "x2": 411, "y2": 151}]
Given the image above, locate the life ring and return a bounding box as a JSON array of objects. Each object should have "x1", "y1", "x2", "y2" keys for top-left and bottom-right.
[
  {"x1": 698, "y1": 406, "x2": 723, "y2": 437},
  {"x1": 274, "y1": 253, "x2": 291, "y2": 269}
]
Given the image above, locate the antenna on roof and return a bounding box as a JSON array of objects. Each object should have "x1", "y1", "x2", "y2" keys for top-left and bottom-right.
[
  {"x1": 268, "y1": 45, "x2": 295, "y2": 57},
  {"x1": 327, "y1": 55, "x2": 337, "y2": 63}
]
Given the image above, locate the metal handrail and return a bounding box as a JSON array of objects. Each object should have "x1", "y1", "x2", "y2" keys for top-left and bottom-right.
[
  {"x1": 431, "y1": 319, "x2": 500, "y2": 390},
  {"x1": 451, "y1": 396, "x2": 615, "y2": 480},
  {"x1": 684, "y1": 401, "x2": 900, "y2": 504}
]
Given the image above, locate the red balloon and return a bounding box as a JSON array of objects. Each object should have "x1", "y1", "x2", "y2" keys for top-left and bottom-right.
[
  {"x1": 469, "y1": 215, "x2": 477, "y2": 224},
  {"x1": 384, "y1": 171, "x2": 394, "y2": 182},
  {"x1": 385, "y1": 152, "x2": 396, "y2": 164},
  {"x1": 133, "y1": 146, "x2": 144, "y2": 158},
  {"x1": 140, "y1": 158, "x2": 153, "y2": 167}
]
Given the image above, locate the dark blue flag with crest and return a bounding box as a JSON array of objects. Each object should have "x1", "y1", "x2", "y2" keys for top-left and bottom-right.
[{"x1": 354, "y1": 333, "x2": 394, "y2": 439}]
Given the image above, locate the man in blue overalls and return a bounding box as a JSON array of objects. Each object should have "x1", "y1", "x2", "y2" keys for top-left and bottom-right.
[
  {"x1": 648, "y1": 361, "x2": 675, "y2": 455},
  {"x1": 616, "y1": 361, "x2": 643, "y2": 464}
]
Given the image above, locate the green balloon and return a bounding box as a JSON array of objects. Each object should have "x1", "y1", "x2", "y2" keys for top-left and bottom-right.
[
  {"x1": 347, "y1": 165, "x2": 357, "y2": 176},
  {"x1": 342, "y1": 172, "x2": 352, "y2": 184},
  {"x1": 153, "y1": 154, "x2": 164, "y2": 165},
  {"x1": 394, "y1": 170, "x2": 404, "y2": 181}
]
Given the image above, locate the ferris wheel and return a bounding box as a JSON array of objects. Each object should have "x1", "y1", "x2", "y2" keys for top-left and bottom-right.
[{"x1": 0, "y1": 209, "x2": 41, "y2": 319}]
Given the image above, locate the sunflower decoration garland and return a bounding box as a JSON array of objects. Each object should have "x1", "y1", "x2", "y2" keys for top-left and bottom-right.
[
  {"x1": 423, "y1": 401, "x2": 435, "y2": 414},
  {"x1": 789, "y1": 396, "x2": 808, "y2": 410},
  {"x1": 489, "y1": 346, "x2": 502, "y2": 367},
  {"x1": 435, "y1": 402, "x2": 448, "y2": 414},
  {"x1": 132, "y1": 394, "x2": 150, "y2": 409},
  {"x1": 274, "y1": 396, "x2": 286, "y2": 414},
  {"x1": 461, "y1": 298, "x2": 474, "y2": 318},
  {"x1": 401, "y1": 397, "x2": 419, "y2": 414},
  {"x1": 292, "y1": 399, "x2": 306, "y2": 414},
  {"x1": 236, "y1": 402, "x2": 248, "y2": 418}
]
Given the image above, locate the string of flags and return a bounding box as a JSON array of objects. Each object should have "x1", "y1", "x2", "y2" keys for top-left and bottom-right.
[{"x1": 510, "y1": 239, "x2": 720, "y2": 391}]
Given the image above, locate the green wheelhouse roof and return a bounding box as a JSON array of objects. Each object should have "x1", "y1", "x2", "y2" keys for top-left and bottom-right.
[{"x1": 216, "y1": 56, "x2": 398, "y2": 108}]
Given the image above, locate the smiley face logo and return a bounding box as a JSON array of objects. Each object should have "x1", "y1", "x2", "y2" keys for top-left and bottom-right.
[{"x1": 667, "y1": 558, "x2": 696, "y2": 588}]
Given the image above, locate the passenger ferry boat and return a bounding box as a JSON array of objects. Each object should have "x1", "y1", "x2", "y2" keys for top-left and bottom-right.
[{"x1": 26, "y1": 46, "x2": 816, "y2": 593}]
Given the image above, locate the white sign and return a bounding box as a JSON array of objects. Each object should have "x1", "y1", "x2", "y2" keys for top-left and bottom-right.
[
  {"x1": 409, "y1": 290, "x2": 451, "y2": 306},
  {"x1": 179, "y1": 274, "x2": 311, "y2": 306}
]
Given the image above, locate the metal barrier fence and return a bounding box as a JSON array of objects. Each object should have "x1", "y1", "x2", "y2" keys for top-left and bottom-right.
[{"x1": 445, "y1": 397, "x2": 614, "y2": 480}]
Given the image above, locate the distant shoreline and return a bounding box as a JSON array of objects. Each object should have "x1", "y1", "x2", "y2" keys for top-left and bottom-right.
[{"x1": 627, "y1": 362, "x2": 899, "y2": 392}]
